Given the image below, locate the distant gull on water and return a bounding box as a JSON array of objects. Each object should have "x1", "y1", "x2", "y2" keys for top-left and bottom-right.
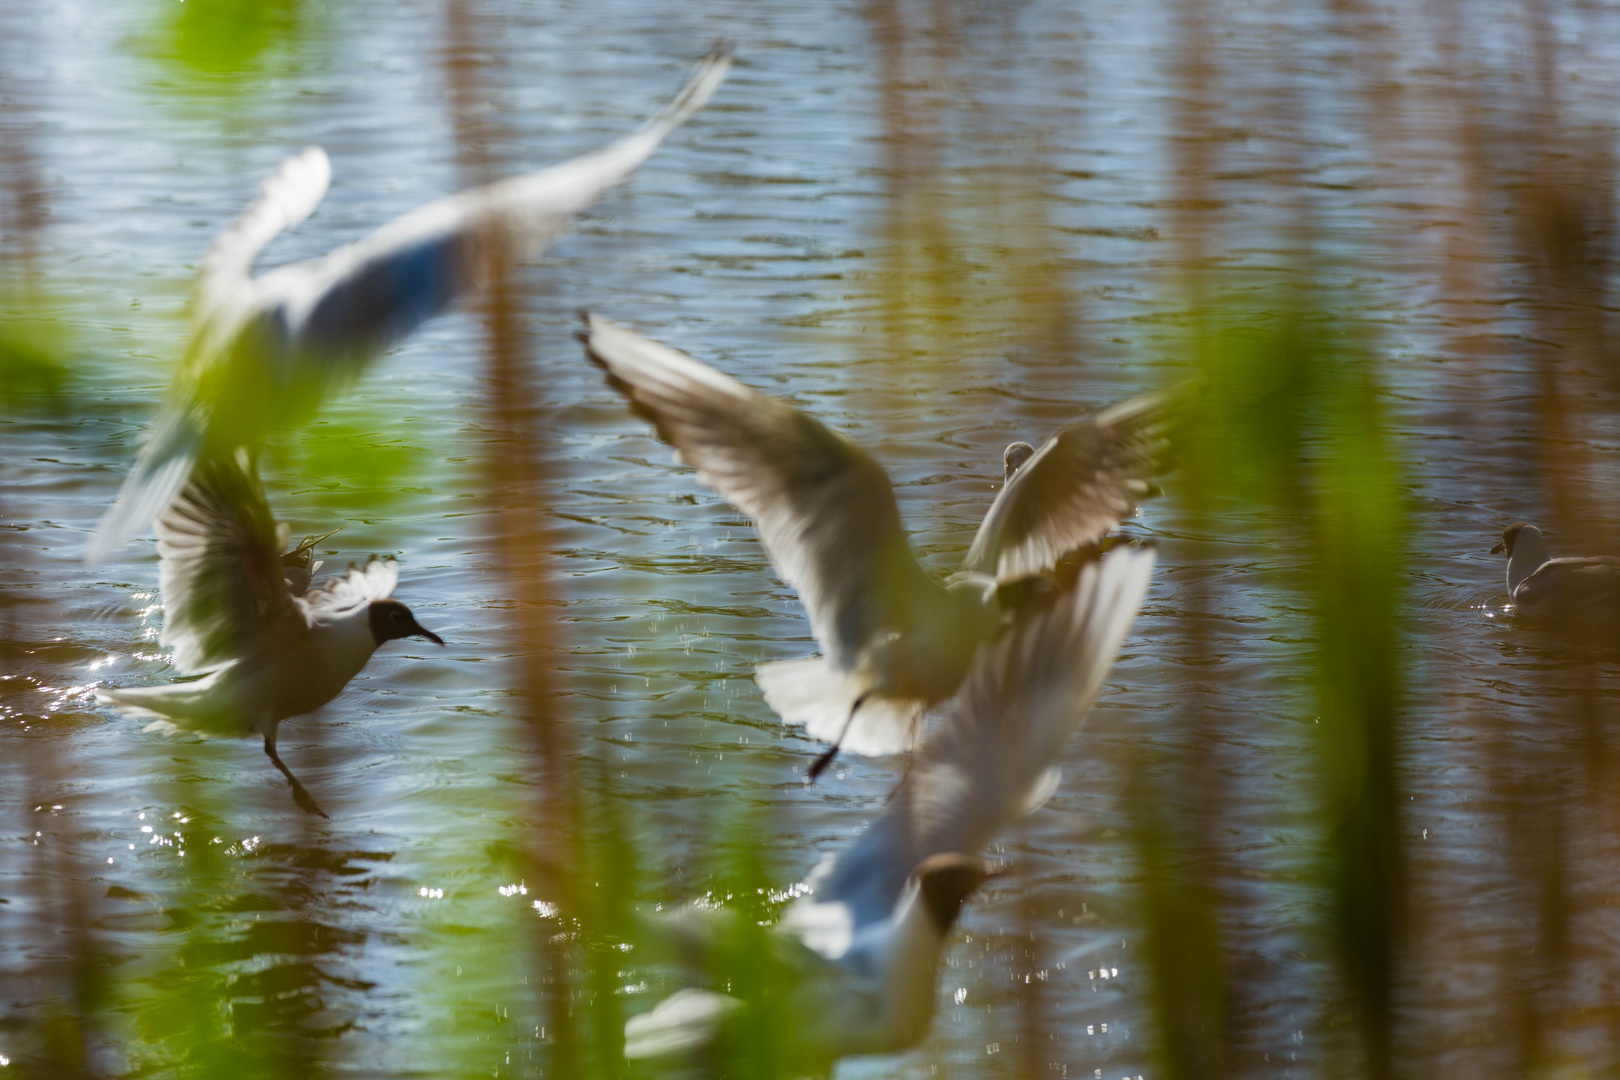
[{"x1": 1492, "y1": 521, "x2": 1620, "y2": 623}]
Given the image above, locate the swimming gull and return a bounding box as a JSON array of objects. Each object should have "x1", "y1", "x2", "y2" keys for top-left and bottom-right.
[{"x1": 1491, "y1": 521, "x2": 1620, "y2": 622}]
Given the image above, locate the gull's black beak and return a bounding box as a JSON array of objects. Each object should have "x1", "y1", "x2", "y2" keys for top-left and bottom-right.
[
  {"x1": 1490, "y1": 540, "x2": 1505, "y2": 555},
  {"x1": 412, "y1": 621, "x2": 445, "y2": 646}
]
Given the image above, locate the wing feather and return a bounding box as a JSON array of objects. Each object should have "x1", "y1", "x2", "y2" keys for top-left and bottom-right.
[
  {"x1": 304, "y1": 557, "x2": 400, "y2": 616},
  {"x1": 277, "y1": 46, "x2": 732, "y2": 368},
  {"x1": 581, "y1": 313, "x2": 944, "y2": 672},
  {"x1": 965, "y1": 392, "x2": 1167, "y2": 583},
  {"x1": 197, "y1": 146, "x2": 331, "y2": 321},
  {"x1": 795, "y1": 546, "x2": 1156, "y2": 932},
  {"x1": 155, "y1": 453, "x2": 302, "y2": 674}
]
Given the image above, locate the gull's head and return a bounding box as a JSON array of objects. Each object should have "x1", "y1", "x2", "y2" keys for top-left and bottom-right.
[
  {"x1": 1491, "y1": 522, "x2": 1538, "y2": 557},
  {"x1": 913, "y1": 854, "x2": 998, "y2": 935},
  {"x1": 1003, "y1": 442, "x2": 1037, "y2": 483},
  {"x1": 368, "y1": 599, "x2": 444, "y2": 647}
]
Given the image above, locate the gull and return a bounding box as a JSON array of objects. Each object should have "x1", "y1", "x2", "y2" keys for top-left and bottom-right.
[
  {"x1": 1492, "y1": 521, "x2": 1620, "y2": 621},
  {"x1": 86, "y1": 46, "x2": 733, "y2": 561},
  {"x1": 96, "y1": 453, "x2": 442, "y2": 817},
  {"x1": 580, "y1": 313, "x2": 1165, "y2": 772},
  {"x1": 622, "y1": 547, "x2": 1157, "y2": 1070}
]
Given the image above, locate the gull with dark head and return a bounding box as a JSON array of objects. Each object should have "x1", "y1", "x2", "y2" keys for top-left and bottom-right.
[
  {"x1": 87, "y1": 46, "x2": 733, "y2": 561},
  {"x1": 580, "y1": 313, "x2": 1165, "y2": 773},
  {"x1": 1492, "y1": 521, "x2": 1620, "y2": 623},
  {"x1": 622, "y1": 547, "x2": 1156, "y2": 1070},
  {"x1": 97, "y1": 453, "x2": 442, "y2": 817}
]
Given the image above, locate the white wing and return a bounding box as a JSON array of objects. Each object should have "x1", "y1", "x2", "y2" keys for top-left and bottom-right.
[
  {"x1": 582, "y1": 313, "x2": 954, "y2": 675},
  {"x1": 154, "y1": 453, "x2": 304, "y2": 674},
  {"x1": 792, "y1": 546, "x2": 1156, "y2": 933},
  {"x1": 197, "y1": 145, "x2": 331, "y2": 324},
  {"x1": 267, "y1": 46, "x2": 732, "y2": 370},
  {"x1": 303, "y1": 557, "x2": 399, "y2": 617},
  {"x1": 89, "y1": 47, "x2": 730, "y2": 561},
  {"x1": 964, "y1": 393, "x2": 1166, "y2": 583}
]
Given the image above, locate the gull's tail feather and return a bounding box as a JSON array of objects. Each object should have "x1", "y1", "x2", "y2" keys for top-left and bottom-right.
[
  {"x1": 756, "y1": 656, "x2": 924, "y2": 757},
  {"x1": 624, "y1": 988, "x2": 743, "y2": 1060},
  {"x1": 86, "y1": 405, "x2": 202, "y2": 563},
  {"x1": 96, "y1": 669, "x2": 230, "y2": 728}
]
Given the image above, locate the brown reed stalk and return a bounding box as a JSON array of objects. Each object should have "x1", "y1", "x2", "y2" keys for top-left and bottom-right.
[{"x1": 441, "y1": 3, "x2": 580, "y2": 1073}]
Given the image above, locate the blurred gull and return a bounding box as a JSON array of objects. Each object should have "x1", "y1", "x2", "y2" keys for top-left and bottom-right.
[
  {"x1": 97, "y1": 453, "x2": 442, "y2": 817},
  {"x1": 581, "y1": 313, "x2": 1165, "y2": 773},
  {"x1": 87, "y1": 46, "x2": 733, "y2": 561},
  {"x1": 1492, "y1": 521, "x2": 1620, "y2": 621},
  {"x1": 623, "y1": 546, "x2": 1157, "y2": 1069}
]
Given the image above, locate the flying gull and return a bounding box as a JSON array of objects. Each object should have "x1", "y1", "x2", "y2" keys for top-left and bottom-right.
[
  {"x1": 622, "y1": 545, "x2": 1156, "y2": 1069},
  {"x1": 580, "y1": 312, "x2": 1164, "y2": 773},
  {"x1": 88, "y1": 46, "x2": 732, "y2": 561}
]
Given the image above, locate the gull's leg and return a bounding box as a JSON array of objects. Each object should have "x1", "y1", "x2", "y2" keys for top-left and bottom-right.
[
  {"x1": 883, "y1": 714, "x2": 925, "y2": 804},
  {"x1": 262, "y1": 724, "x2": 329, "y2": 819},
  {"x1": 806, "y1": 692, "x2": 869, "y2": 783}
]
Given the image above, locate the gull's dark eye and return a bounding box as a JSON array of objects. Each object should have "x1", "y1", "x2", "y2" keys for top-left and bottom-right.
[{"x1": 392, "y1": 611, "x2": 407, "y2": 623}]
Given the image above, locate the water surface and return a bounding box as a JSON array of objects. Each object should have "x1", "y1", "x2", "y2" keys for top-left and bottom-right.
[{"x1": 7, "y1": 1, "x2": 1620, "y2": 1077}]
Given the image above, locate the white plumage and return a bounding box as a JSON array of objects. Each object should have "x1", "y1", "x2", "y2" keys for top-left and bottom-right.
[
  {"x1": 97, "y1": 454, "x2": 442, "y2": 816},
  {"x1": 624, "y1": 547, "x2": 1156, "y2": 1071},
  {"x1": 88, "y1": 47, "x2": 732, "y2": 561},
  {"x1": 1492, "y1": 521, "x2": 1620, "y2": 622},
  {"x1": 581, "y1": 312, "x2": 1164, "y2": 763}
]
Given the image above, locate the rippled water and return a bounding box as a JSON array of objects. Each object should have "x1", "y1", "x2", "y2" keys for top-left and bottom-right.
[{"x1": 8, "y1": 0, "x2": 1620, "y2": 1076}]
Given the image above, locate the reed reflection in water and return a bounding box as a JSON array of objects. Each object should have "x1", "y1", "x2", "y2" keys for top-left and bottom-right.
[{"x1": 9, "y1": 0, "x2": 1620, "y2": 1077}]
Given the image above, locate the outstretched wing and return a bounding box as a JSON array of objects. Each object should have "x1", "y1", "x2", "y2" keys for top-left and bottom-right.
[
  {"x1": 790, "y1": 547, "x2": 1156, "y2": 934},
  {"x1": 155, "y1": 452, "x2": 303, "y2": 674},
  {"x1": 270, "y1": 46, "x2": 732, "y2": 369},
  {"x1": 86, "y1": 404, "x2": 206, "y2": 565},
  {"x1": 964, "y1": 392, "x2": 1167, "y2": 583},
  {"x1": 196, "y1": 145, "x2": 332, "y2": 324},
  {"x1": 581, "y1": 313, "x2": 948, "y2": 674},
  {"x1": 89, "y1": 50, "x2": 728, "y2": 563}
]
